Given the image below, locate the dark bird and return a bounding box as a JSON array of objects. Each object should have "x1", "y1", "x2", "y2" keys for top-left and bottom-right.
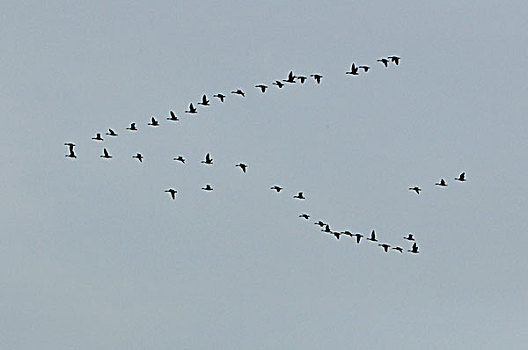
[
  {"x1": 91, "y1": 133, "x2": 103, "y2": 141},
  {"x1": 359, "y1": 65, "x2": 370, "y2": 72},
  {"x1": 235, "y1": 163, "x2": 247, "y2": 173},
  {"x1": 197, "y1": 94, "x2": 210, "y2": 106},
  {"x1": 100, "y1": 148, "x2": 112, "y2": 159},
  {"x1": 367, "y1": 230, "x2": 378, "y2": 242},
  {"x1": 404, "y1": 234, "x2": 415, "y2": 241},
  {"x1": 341, "y1": 231, "x2": 354, "y2": 238},
  {"x1": 310, "y1": 74, "x2": 323, "y2": 84},
  {"x1": 173, "y1": 156, "x2": 185, "y2": 163},
  {"x1": 378, "y1": 243, "x2": 391, "y2": 252},
  {"x1": 346, "y1": 63, "x2": 359, "y2": 75},
  {"x1": 201, "y1": 153, "x2": 213, "y2": 165},
  {"x1": 273, "y1": 80, "x2": 284, "y2": 88},
  {"x1": 270, "y1": 185, "x2": 283, "y2": 192},
  {"x1": 322, "y1": 224, "x2": 331, "y2": 233},
  {"x1": 255, "y1": 84, "x2": 268, "y2": 93},
  {"x1": 314, "y1": 220, "x2": 326, "y2": 227},
  {"x1": 165, "y1": 188, "x2": 177, "y2": 200},
  {"x1": 392, "y1": 246, "x2": 404, "y2": 253},
  {"x1": 106, "y1": 129, "x2": 118, "y2": 136},
  {"x1": 132, "y1": 153, "x2": 143, "y2": 162},
  {"x1": 231, "y1": 89, "x2": 245, "y2": 97},
  {"x1": 388, "y1": 56, "x2": 400, "y2": 65},
  {"x1": 148, "y1": 117, "x2": 159, "y2": 127},
  {"x1": 435, "y1": 178, "x2": 448, "y2": 186},
  {"x1": 296, "y1": 75, "x2": 307, "y2": 84},
  {"x1": 126, "y1": 123, "x2": 137, "y2": 131},
  {"x1": 293, "y1": 192, "x2": 305, "y2": 200},
  {"x1": 408, "y1": 242, "x2": 419, "y2": 254},
  {"x1": 283, "y1": 71, "x2": 296, "y2": 83},
  {"x1": 202, "y1": 184, "x2": 213, "y2": 191},
  {"x1": 213, "y1": 93, "x2": 226, "y2": 102},
  {"x1": 409, "y1": 186, "x2": 422, "y2": 194},
  {"x1": 455, "y1": 172, "x2": 466, "y2": 181},
  {"x1": 167, "y1": 111, "x2": 179, "y2": 121},
  {"x1": 352, "y1": 233, "x2": 364, "y2": 244},
  {"x1": 64, "y1": 143, "x2": 76, "y2": 158},
  {"x1": 377, "y1": 58, "x2": 389, "y2": 67},
  {"x1": 185, "y1": 103, "x2": 197, "y2": 114},
  {"x1": 331, "y1": 231, "x2": 342, "y2": 240},
  {"x1": 299, "y1": 213, "x2": 310, "y2": 220}
]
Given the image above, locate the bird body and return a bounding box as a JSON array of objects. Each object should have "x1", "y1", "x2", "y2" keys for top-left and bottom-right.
[
  {"x1": 64, "y1": 143, "x2": 76, "y2": 158},
  {"x1": 198, "y1": 94, "x2": 210, "y2": 106},
  {"x1": 202, "y1": 184, "x2": 213, "y2": 191},
  {"x1": 236, "y1": 163, "x2": 247, "y2": 173},
  {"x1": 293, "y1": 192, "x2": 305, "y2": 199},
  {"x1": 92, "y1": 133, "x2": 103, "y2": 141},
  {"x1": 185, "y1": 103, "x2": 197, "y2": 114},
  {"x1": 346, "y1": 63, "x2": 359, "y2": 75},
  {"x1": 201, "y1": 153, "x2": 213, "y2": 165},
  {"x1": 352, "y1": 233, "x2": 363, "y2": 244},
  {"x1": 213, "y1": 93, "x2": 226, "y2": 102},
  {"x1": 379, "y1": 243, "x2": 391, "y2": 252},
  {"x1": 126, "y1": 123, "x2": 137, "y2": 131},
  {"x1": 173, "y1": 156, "x2": 185, "y2": 163},
  {"x1": 283, "y1": 71, "x2": 296, "y2": 83},
  {"x1": 367, "y1": 230, "x2": 378, "y2": 242},
  {"x1": 299, "y1": 213, "x2": 310, "y2": 220},
  {"x1": 455, "y1": 172, "x2": 466, "y2": 181},
  {"x1": 404, "y1": 234, "x2": 415, "y2": 241},
  {"x1": 310, "y1": 74, "x2": 323, "y2": 84},
  {"x1": 100, "y1": 148, "x2": 112, "y2": 159},
  {"x1": 359, "y1": 65, "x2": 370, "y2": 72},
  {"x1": 270, "y1": 185, "x2": 283, "y2": 192},
  {"x1": 435, "y1": 179, "x2": 448, "y2": 186},
  {"x1": 106, "y1": 129, "x2": 118, "y2": 136},
  {"x1": 388, "y1": 56, "x2": 400, "y2": 65},
  {"x1": 133, "y1": 153, "x2": 143, "y2": 162},
  {"x1": 296, "y1": 75, "x2": 307, "y2": 84},
  {"x1": 408, "y1": 242, "x2": 419, "y2": 254},
  {"x1": 167, "y1": 111, "x2": 179, "y2": 121},
  {"x1": 148, "y1": 117, "x2": 159, "y2": 126},
  {"x1": 392, "y1": 246, "x2": 403, "y2": 253},
  {"x1": 165, "y1": 188, "x2": 177, "y2": 200},
  {"x1": 255, "y1": 84, "x2": 268, "y2": 93},
  {"x1": 273, "y1": 80, "x2": 284, "y2": 88},
  {"x1": 377, "y1": 58, "x2": 389, "y2": 67},
  {"x1": 409, "y1": 186, "x2": 422, "y2": 194},
  {"x1": 231, "y1": 89, "x2": 245, "y2": 97}
]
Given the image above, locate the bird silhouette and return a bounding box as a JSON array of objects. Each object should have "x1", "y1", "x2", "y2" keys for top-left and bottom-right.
[
  {"x1": 148, "y1": 117, "x2": 159, "y2": 126},
  {"x1": 201, "y1": 153, "x2": 213, "y2": 165},
  {"x1": 409, "y1": 186, "x2": 422, "y2": 194},
  {"x1": 270, "y1": 185, "x2": 283, "y2": 192},
  {"x1": 126, "y1": 123, "x2": 137, "y2": 131},
  {"x1": 359, "y1": 65, "x2": 370, "y2": 72},
  {"x1": 296, "y1": 75, "x2": 307, "y2": 84},
  {"x1": 346, "y1": 63, "x2": 359, "y2": 75},
  {"x1": 378, "y1": 243, "x2": 391, "y2": 252},
  {"x1": 352, "y1": 233, "x2": 364, "y2": 244},
  {"x1": 435, "y1": 179, "x2": 448, "y2": 186},
  {"x1": 331, "y1": 231, "x2": 342, "y2": 240},
  {"x1": 132, "y1": 153, "x2": 143, "y2": 162},
  {"x1": 106, "y1": 129, "x2": 118, "y2": 136},
  {"x1": 165, "y1": 188, "x2": 177, "y2": 200},
  {"x1": 91, "y1": 133, "x2": 103, "y2": 141},
  {"x1": 388, "y1": 56, "x2": 400, "y2": 65},
  {"x1": 299, "y1": 213, "x2": 310, "y2": 220},
  {"x1": 202, "y1": 184, "x2": 213, "y2": 191},
  {"x1": 293, "y1": 192, "x2": 305, "y2": 199},
  {"x1": 185, "y1": 103, "x2": 197, "y2": 114},
  {"x1": 310, "y1": 74, "x2": 323, "y2": 84},
  {"x1": 283, "y1": 71, "x2": 296, "y2": 83},
  {"x1": 167, "y1": 111, "x2": 179, "y2": 121},
  {"x1": 64, "y1": 143, "x2": 76, "y2": 158},
  {"x1": 173, "y1": 156, "x2": 185, "y2": 163},
  {"x1": 100, "y1": 148, "x2": 112, "y2": 159},
  {"x1": 367, "y1": 230, "x2": 378, "y2": 242},
  {"x1": 322, "y1": 224, "x2": 331, "y2": 233},
  {"x1": 392, "y1": 246, "x2": 404, "y2": 253},
  {"x1": 255, "y1": 84, "x2": 268, "y2": 93},
  {"x1": 231, "y1": 89, "x2": 245, "y2": 97},
  {"x1": 213, "y1": 93, "x2": 226, "y2": 102},
  {"x1": 236, "y1": 163, "x2": 248, "y2": 173},
  {"x1": 197, "y1": 94, "x2": 210, "y2": 106},
  {"x1": 341, "y1": 231, "x2": 354, "y2": 238},
  {"x1": 273, "y1": 80, "x2": 284, "y2": 88},
  {"x1": 377, "y1": 58, "x2": 389, "y2": 67},
  {"x1": 408, "y1": 242, "x2": 419, "y2": 254},
  {"x1": 404, "y1": 234, "x2": 415, "y2": 241},
  {"x1": 455, "y1": 172, "x2": 466, "y2": 181},
  {"x1": 314, "y1": 220, "x2": 326, "y2": 227}
]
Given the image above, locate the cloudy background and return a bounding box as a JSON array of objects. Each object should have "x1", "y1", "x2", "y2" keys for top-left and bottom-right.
[{"x1": 2, "y1": 1, "x2": 528, "y2": 348}]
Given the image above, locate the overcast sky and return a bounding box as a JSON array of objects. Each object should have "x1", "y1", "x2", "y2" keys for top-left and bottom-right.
[{"x1": 3, "y1": 1, "x2": 528, "y2": 349}]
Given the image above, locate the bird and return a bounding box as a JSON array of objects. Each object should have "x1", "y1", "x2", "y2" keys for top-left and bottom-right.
[
  {"x1": 455, "y1": 172, "x2": 466, "y2": 181},
  {"x1": 367, "y1": 230, "x2": 378, "y2": 242},
  {"x1": 378, "y1": 243, "x2": 391, "y2": 252},
  {"x1": 435, "y1": 179, "x2": 448, "y2": 186},
  {"x1": 359, "y1": 65, "x2": 370, "y2": 72},
  {"x1": 388, "y1": 55, "x2": 400, "y2": 65},
  {"x1": 341, "y1": 231, "x2": 354, "y2": 238},
  {"x1": 377, "y1": 58, "x2": 389, "y2": 67},
  {"x1": 296, "y1": 75, "x2": 307, "y2": 84},
  {"x1": 185, "y1": 103, "x2": 197, "y2": 114},
  {"x1": 148, "y1": 117, "x2": 159, "y2": 126},
  {"x1": 272, "y1": 80, "x2": 284, "y2": 88},
  {"x1": 106, "y1": 129, "x2": 118, "y2": 136},
  {"x1": 331, "y1": 231, "x2": 342, "y2": 240},
  {"x1": 255, "y1": 84, "x2": 268, "y2": 93},
  {"x1": 392, "y1": 246, "x2": 404, "y2": 253},
  {"x1": 173, "y1": 156, "x2": 185, "y2": 163},
  {"x1": 322, "y1": 224, "x2": 331, "y2": 233},
  {"x1": 202, "y1": 184, "x2": 213, "y2": 191},
  {"x1": 346, "y1": 63, "x2": 359, "y2": 75},
  {"x1": 235, "y1": 163, "x2": 247, "y2": 173},
  {"x1": 197, "y1": 94, "x2": 210, "y2": 106},
  {"x1": 64, "y1": 143, "x2": 76, "y2": 158},
  {"x1": 165, "y1": 188, "x2": 177, "y2": 200},
  {"x1": 126, "y1": 123, "x2": 137, "y2": 131},
  {"x1": 283, "y1": 71, "x2": 296, "y2": 83},
  {"x1": 310, "y1": 74, "x2": 323, "y2": 84},
  {"x1": 352, "y1": 233, "x2": 364, "y2": 244},
  {"x1": 231, "y1": 89, "x2": 245, "y2": 97},
  {"x1": 270, "y1": 185, "x2": 283, "y2": 192},
  {"x1": 299, "y1": 213, "x2": 310, "y2": 220},
  {"x1": 167, "y1": 111, "x2": 179, "y2": 121},
  {"x1": 408, "y1": 242, "x2": 419, "y2": 254},
  {"x1": 409, "y1": 186, "x2": 422, "y2": 194},
  {"x1": 132, "y1": 153, "x2": 143, "y2": 162},
  {"x1": 293, "y1": 192, "x2": 305, "y2": 199},
  {"x1": 404, "y1": 234, "x2": 415, "y2": 241},
  {"x1": 213, "y1": 93, "x2": 226, "y2": 102},
  {"x1": 100, "y1": 148, "x2": 112, "y2": 159},
  {"x1": 201, "y1": 153, "x2": 213, "y2": 165},
  {"x1": 91, "y1": 133, "x2": 103, "y2": 141},
  {"x1": 314, "y1": 220, "x2": 326, "y2": 227}
]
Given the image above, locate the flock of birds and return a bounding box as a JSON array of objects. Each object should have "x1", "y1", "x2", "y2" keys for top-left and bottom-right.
[{"x1": 64, "y1": 55, "x2": 467, "y2": 255}]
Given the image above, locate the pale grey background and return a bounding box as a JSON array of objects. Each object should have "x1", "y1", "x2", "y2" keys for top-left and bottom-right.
[{"x1": 2, "y1": 1, "x2": 528, "y2": 348}]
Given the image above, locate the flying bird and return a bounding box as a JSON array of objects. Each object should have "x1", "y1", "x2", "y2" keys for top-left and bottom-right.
[
  {"x1": 378, "y1": 243, "x2": 391, "y2": 252},
  {"x1": 126, "y1": 123, "x2": 137, "y2": 131},
  {"x1": 270, "y1": 185, "x2": 283, "y2": 192},
  {"x1": 255, "y1": 84, "x2": 268, "y2": 93},
  {"x1": 404, "y1": 234, "x2": 415, "y2": 241},
  {"x1": 106, "y1": 129, "x2": 118, "y2": 136},
  {"x1": 455, "y1": 172, "x2": 466, "y2": 181},
  {"x1": 377, "y1": 58, "x2": 389, "y2": 67},
  {"x1": 197, "y1": 94, "x2": 210, "y2": 106},
  {"x1": 283, "y1": 71, "x2": 296, "y2": 83},
  {"x1": 408, "y1": 242, "x2": 419, "y2": 254},
  {"x1": 235, "y1": 163, "x2": 248, "y2": 173},
  {"x1": 132, "y1": 153, "x2": 143, "y2": 162},
  {"x1": 231, "y1": 89, "x2": 245, "y2": 97},
  {"x1": 331, "y1": 231, "x2": 342, "y2": 240},
  {"x1": 148, "y1": 117, "x2": 159, "y2": 127},
  {"x1": 359, "y1": 65, "x2": 370, "y2": 72},
  {"x1": 167, "y1": 111, "x2": 179, "y2": 121},
  {"x1": 293, "y1": 192, "x2": 305, "y2": 199},
  {"x1": 367, "y1": 230, "x2": 378, "y2": 242},
  {"x1": 322, "y1": 224, "x2": 331, "y2": 233},
  {"x1": 314, "y1": 220, "x2": 326, "y2": 227},
  {"x1": 392, "y1": 246, "x2": 404, "y2": 253},
  {"x1": 202, "y1": 184, "x2": 213, "y2": 191},
  {"x1": 185, "y1": 103, "x2": 197, "y2": 114},
  {"x1": 173, "y1": 156, "x2": 185, "y2": 163},
  {"x1": 296, "y1": 75, "x2": 307, "y2": 84},
  {"x1": 352, "y1": 233, "x2": 363, "y2": 244},
  {"x1": 346, "y1": 63, "x2": 359, "y2": 75},
  {"x1": 213, "y1": 93, "x2": 226, "y2": 102},
  {"x1": 165, "y1": 188, "x2": 177, "y2": 200},
  {"x1": 409, "y1": 186, "x2": 422, "y2": 194},
  {"x1": 341, "y1": 231, "x2": 354, "y2": 238},
  {"x1": 310, "y1": 74, "x2": 323, "y2": 84},
  {"x1": 435, "y1": 179, "x2": 448, "y2": 186},
  {"x1": 64, "y1": 143, "x2": 76, "y2": 158},
  {"x1": 388, "y1": 55, "x2": 400, "y2": 65},
  {"x1": 272, "y1": 80, "x2": 284, "y2": 88},
  {"x1": 100, "y1": 148, "x2": 112, "y2": 159},
  {"x1": 299, "y1": 213, "x2": 310, "y2": 220},
  {"x1": 201, "y1": 153, "x2": 213, "y2": 165},
  {"x1": 91, "y1": 133, "x2": 103, "y2": 141}
]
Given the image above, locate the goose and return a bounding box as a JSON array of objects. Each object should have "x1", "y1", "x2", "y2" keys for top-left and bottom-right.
[
  {"x1": 358, "y1": 65, "x2": 370, "y2": 72},
  {"x1": 213, "y1": 93, "x2": 226, "y2": 102},
  {"x1": 293, "y1": 192, "x2": 305, "y2": 199},
  {"x1": 404, "y1": 234, "x2": 415, "y2": 241},
  {"x1": 91, "y1": 133, "x2": 103, "y2": 141},
  {"x1": 455, "y1": 172, "x2": 466, "y2": 181},
  {"x1": 255, "y1": 84, "x2": 268, "y2": 93},
  {"x1": 341, "y1": 230, "x2": 354, "y2": 238},
  {"x1": 435, "y1": 178, "x2": 447, "y2": 186},
  {"x1": 132, "y1": 153, "x2": 143, "y2": 162},
  {"x1": 409, "y1": 186, "x2": 422, "y2": 194},
  {"x1": 346, "y1": 63, "x2": 359, "y2": 75},
  {"x1": 167, "y1": 111, "x2": 179, "y2": 121},
  {"x1": 299, "y1": 213, "x2": 310, "y2": 220},
  {"x1": 314, "y1": 220, "x2": 326, "y2": 227},
  {"x1": 64, "y1": 143, "x2": 76, "y2": 158},
  {"x1": 331, "y1": 231, "x2": 342, "y2": 240},
  {"x1": 197, "y1": 94, "x2": 210, "y2": 106},
  {"x1": 378, "y1": 243, "x2": 391, "y2": 252},
  {"x1": 185, "y1": 103, "x2": 197, "y2": 114},
  {"x1": 296, "y1": 75, "x2": 307, "y2": 84},
  {"x1": 388, "y1": 56, "x2": 400, "y2": 65},
  {"x1": 148, "y1": 117, "x2": 159, "y2": 126},
  {"x1": 201, "y1": 153, "x2": 213, "y2": 165},
  {"x1": 283, "y1": 71, "x2": 296, "y2": 83},
  {"x1": 366, "y1": 230, "x2": 378, "y2": 242},
  {"x1": 202, "y1": 184, "x2": 213, "y2": 191},
  {"x1": 100, "y1": 148, "x2": 112, "y2": 159},
  {"x1": 173, "y1": 156, "x2": 185, "y2": 164},
  {"x1": 352, "y1": 233, "x2": 364, "y2": 244},
  {"x1": 377, "y1": 58, "x2": 389, "y2": 67},
  {"x1": 235, "y1": 163, "x2": 247, "y2": 173},
  {"x1": 272, "y1": 80, "x2": 284, "y2": 88},
  {"x1": 392, "y1": 246, "x2": 404, "y2": 253},
  {"x1": 322, "y1": 224, "x2": 331, "y2": 233},
  {"x1": 165, "y1": 188, "x2": 177, "y2": 200},
  {"x1": 106, "y1": 129, "x2": 118, "y2": 136},
  {"x1": 310, "y1": 74, "x2": 323, "y2": 84},
  {"x1": 408, "y1": 242, "x2": 419, "y2": 254},
  {"x1": 270, "y1": 185, "x2": 283, "y2": 192},
  {"x1": 126, "y1": 123, "x2": 137, "y2": 131},
  {"x1": 231, "y1": 89, "x2": 245, "y2": 97}
]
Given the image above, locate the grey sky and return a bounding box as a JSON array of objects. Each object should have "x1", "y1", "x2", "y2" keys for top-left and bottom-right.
[{"x1": 2, "y1": 1, "x2": 528, "y2": 348}]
